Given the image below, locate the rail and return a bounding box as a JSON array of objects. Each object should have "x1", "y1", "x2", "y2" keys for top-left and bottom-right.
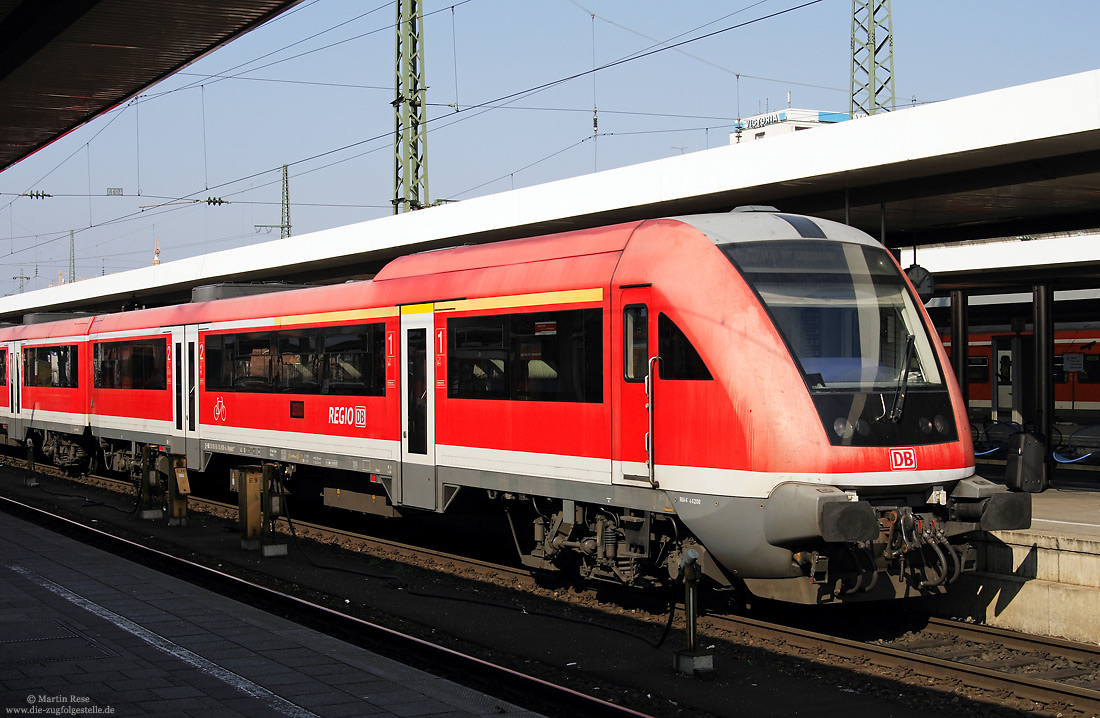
[{"x1": 0, "y1": 492, "x2": 652, "y2": 718}]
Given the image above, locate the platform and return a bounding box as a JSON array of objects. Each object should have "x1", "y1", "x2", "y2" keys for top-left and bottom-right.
[
  {"x1": 0, "y1": 510, "x2": 539, "y2": 718},
  {"x1": 937, "y1": 483, "x2": 1100, "y2": 645}
]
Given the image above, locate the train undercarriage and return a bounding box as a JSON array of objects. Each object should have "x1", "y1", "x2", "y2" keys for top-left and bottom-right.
[
  {"x1": 500, "y1": 495, "x2": 687, "y2": 589},
  {"x1": 10, "y1": 425, "x2": 1030, "y2": 606},
  {"x1": 494, "y1": 476, "x2": 1031, "y2": 604}
]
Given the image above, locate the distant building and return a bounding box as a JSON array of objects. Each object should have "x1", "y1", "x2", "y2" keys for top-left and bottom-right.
[{"x1": 730, "y1": 109, "x2": 850, "y2": 143}]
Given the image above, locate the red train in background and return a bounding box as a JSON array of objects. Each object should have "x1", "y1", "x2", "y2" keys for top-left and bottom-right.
[
  {"x1": 942, "y1": 327, "x2": 1100, "y2": 427},
  {"x1": 0, "y1": 208, "x2": 1032, "y2": 604}
]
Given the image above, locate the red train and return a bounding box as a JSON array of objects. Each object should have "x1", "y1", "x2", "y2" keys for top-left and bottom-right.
[
  {"x1": 942, "y1": 328, "x2": 1100, "y2": 426},
  {"x1": 0, "y1": 209, "x2": 1032, "y2": 604}
]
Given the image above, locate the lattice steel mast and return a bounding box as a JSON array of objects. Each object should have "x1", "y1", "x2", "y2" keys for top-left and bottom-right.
[
  {"x1": 254, "y1": 165, "x2": 291, "y2": 238},
  {"x1": 279, "y1": 164, "x2": 291, "y2": 239},
  {"x1": 393, "y1": 0, "x2": 429, "y2": 214},
  {"x1": 850, "y1": 0, "x2": 895, "y2": 116}
]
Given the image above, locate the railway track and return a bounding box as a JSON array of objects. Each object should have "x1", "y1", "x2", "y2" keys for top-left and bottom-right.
[
  {"x1": 44, "y1": 466, "x2": 536, "y2": 586},
  {"x1": 10, "y1": 459, "x2": 1100, "y2": 717},
  {"x1": 705, "y1": 612, "x2": 1100, "y2": 716},
  {"x1": 0, "y1": 490, "x2": 650, "y2": 718}
]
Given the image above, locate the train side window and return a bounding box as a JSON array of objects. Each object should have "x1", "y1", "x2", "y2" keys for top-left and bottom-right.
[
  {"x1": 205, "y1": 324, "x2": 386, "y2": 396},
  {"x1": 0, "y1": 348, "x2": 6, "y2": 385},
  {"x1": 321, "y1": 325, "x2": 386, "y2": 396},
  {"x1": 277, "y1": 333, "x2": 320, "y2": 394},
  {"x1": 448, "y1": 309, "x2": 602, "y2": 403},
  {"x1": 966, "y1": 356, "x2": 989, "y2": 384},
  {"x1": 23, "y1": 345, "x2": 79, "y2": 388},
  {"x1": 623, "y1": 305, "x2": 648, "y2": 382},
  {"x1": 448, "y1": 318, "x2": 509, "y2": 400},
  {"x1": 93, "y1": 338, "x2": 168, "y2": 390},
  {"x1": 232, "y1": 335, "x2": 274, "y2": 390},
  {"x1": 657, "y1": 313, "x2": 712, "y2": 380},
  {"x1": 1080, "y1": 355, "x2": 1100, "y2": 383},
  {"x1": 511, "y1": 310, "x2": 602, "y2": 403}
]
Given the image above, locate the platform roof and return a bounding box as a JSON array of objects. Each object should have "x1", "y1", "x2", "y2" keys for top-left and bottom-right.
[
  {"x1": 0, "y1": 0, "x2": 303, "y2": 174},
  {"x1": 2, "y1": 68, "x2": 1100, "y2": 321}
]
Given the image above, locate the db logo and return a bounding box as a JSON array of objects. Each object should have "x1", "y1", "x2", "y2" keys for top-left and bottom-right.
[
  {"x1": 890, "y1": 447, "x2": 917, "y2": 470},
  {"x1": 328, "y1": 406, "x2": 368, "y2": 428}
]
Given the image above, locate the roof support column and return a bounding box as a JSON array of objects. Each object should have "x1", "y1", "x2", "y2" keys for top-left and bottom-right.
[
  {"x1": 950, "y1": 289, "x2": 968, "y2": 408},
  {"x1": 1033, "y1": 283, "x2": 1054, "y2": 486},
  {"x1": 879, "y1": 201, "x2": 886, "y2": 244}
]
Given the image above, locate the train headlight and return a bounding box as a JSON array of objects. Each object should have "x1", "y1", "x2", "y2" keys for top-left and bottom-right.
[
  {"x1": 918, "y1": 417, "x2": 933, "y2": 434},
  {"x1": 933, "y1": 415, "x2": 949, "y2": 435},
  {"x1": 833, "y1": 417, "x2": 854, "y2": 439}
]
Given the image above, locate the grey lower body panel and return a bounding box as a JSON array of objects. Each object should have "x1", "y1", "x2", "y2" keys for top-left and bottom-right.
[
  {"x1": 665, "y1": 490, "x2": 799, "y2": 580},
  {"x1": 199, "y1": 439, "x2": 397, "y2": 478},
  {"x1": 92, "y1": 426, "x2": 173, "y2": 447},
  {"x1": 437, "y1": 465, "x2": 677, "y2": 515}
]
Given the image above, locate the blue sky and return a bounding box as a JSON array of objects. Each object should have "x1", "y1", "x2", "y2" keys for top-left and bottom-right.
[{"x1": 1, "y1": 0, "x2": 1097, "y2": 297}]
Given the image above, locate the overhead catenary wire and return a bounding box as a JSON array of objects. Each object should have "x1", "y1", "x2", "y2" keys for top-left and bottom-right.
[{"x1": 3, "y1": 0, "x2": 826, "y2": 276}]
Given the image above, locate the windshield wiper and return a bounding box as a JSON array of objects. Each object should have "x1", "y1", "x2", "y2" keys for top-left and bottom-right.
[{"x1": 888, "y1": 334, "x2": 916, "y2": 423}]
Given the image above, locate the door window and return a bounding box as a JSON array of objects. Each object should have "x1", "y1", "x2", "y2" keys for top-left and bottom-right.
[{"x1": 624, "y1": 305, "x2": 648, "y2": 382}]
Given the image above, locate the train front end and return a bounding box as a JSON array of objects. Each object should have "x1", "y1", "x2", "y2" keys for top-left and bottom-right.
[{"x1": 657, "y1": 211, "x2": 1033, "y2": 604}]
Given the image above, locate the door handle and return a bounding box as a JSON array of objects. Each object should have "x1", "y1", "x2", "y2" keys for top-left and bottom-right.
[{"x1": 646, "y1": 355, "x2": 662, "y2": 490}]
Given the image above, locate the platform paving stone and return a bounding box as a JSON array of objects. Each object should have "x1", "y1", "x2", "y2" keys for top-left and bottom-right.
[{"x1": 0, "y1": 510, "x2": 540, "y2": 718}]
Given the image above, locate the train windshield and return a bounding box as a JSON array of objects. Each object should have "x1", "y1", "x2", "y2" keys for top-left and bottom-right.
[{"x1": 722, "y1": 240, "x2": 943, "y2": 392}]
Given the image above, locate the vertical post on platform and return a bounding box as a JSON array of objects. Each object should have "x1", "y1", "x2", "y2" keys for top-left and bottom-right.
[
  {"x1": 880, "y1": 201, "x2": 887, "y2": 245},
  {"x1": 139, "y1": 445, "x2": 160, "y2": 520},
  {"x1": 951, "y1": 290, "x2": 969, "y2": 409},
  {"x1": 673, "y1": 549, "x2": 715, "y2": 679},
  {"x1": 260, "y1": 463, "x2": 287, "y2": 557},
  {"x1": 236, "y1": 466, "x2": 262, "y2": 550},
  {"x1": 1033, "y1": 284, "x2": 1054, "y2": 486},
  {"x1": 166, "y1": 455, "x2": 189, "y2": 526},
  {"x1": 23, "y1": 437, "x2": 38, "y2": 488}
]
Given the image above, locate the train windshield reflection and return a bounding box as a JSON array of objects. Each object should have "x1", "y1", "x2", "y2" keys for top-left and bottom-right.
[{"x1": 721, "y1": 240, "x2": 943, "y2": 392}]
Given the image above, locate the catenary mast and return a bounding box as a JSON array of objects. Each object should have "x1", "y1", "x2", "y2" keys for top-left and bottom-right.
[
  {"x1": 393, "y1": 0, "x2": 429, "y2": 214},
  {"x1": 850, "y1": 0, "x2": 895, "y2": 116}
]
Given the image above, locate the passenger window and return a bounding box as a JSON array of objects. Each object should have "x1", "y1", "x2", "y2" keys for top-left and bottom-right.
[
  {"x1": 447, "y1": 309, "x2": 602, "y2": 403},
  {"x1": 24, "y1": 345, "x2": 79, "y2": 388},
  {"x1": 448, "y1": 319, "x2": 508, "y2": 400},
  {"x1": 1082, "y1": 355, "x2": 1100, "y2": 384},
  {"x1": 204, "y1": 324, "x2": 386, "y2": 396},
  {"x1": 94, "y1": 338, "x2": 168, "y2": 390},
  {"x1": 966, "y1": 356, "x2": 989, "y2": 384},
  {"x1": 658, "y1": 313, "x2": 712, "y2": 380},
  {"x1": 624, "y1": 305, "x2": 648, "y2": 382}
]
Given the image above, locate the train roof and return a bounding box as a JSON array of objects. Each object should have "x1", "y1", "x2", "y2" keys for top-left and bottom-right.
[
  {"x1": 374, "y1": 221, "x2": 641, "y2": 282},
  {"x1": 676, "y1": 209, "x2": 880, "y2": 247},
  {"x1": 376, "y1": 210, "x2": 883, "y2": 285},
  {"x1": 0, "y1": 210, "x2": 887, "y2": 342}
]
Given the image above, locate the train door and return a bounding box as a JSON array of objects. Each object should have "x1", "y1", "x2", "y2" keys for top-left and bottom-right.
[
  {"x1": 400, "y1": 305, "x2": 437, "y2": 510},
  {"x1": 613, "y1": 286, "x2": 658, "y2": 488},
  {"x1": 992, "y1": 340, "x2": 1013, "y2": 423},
  {"x1": 183, "y1": 325, "x2": 202, "y2": 465},
  {"x1": 170, "y1": 326, "x2": 202, "y2": 464},
  {"x1": 992, "y1": 334, "x2": 1035, "y2": 425},
  {"x1": 7, "y1": 342, "x2": 21, "y2": 436},
  {"x1": 1, "y1": 344, "x2": 11, "y2": 420}
]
